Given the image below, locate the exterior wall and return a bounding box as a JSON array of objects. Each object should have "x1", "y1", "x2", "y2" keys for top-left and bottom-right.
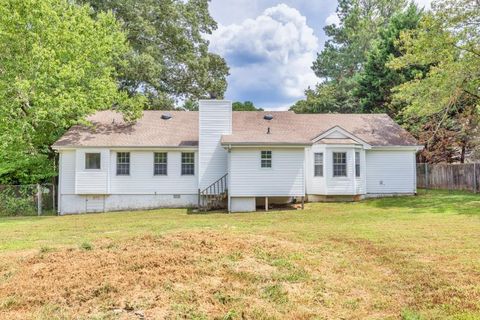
[
  {"x1": 75, "y1": 149, "x2": 110, "y2": 194},
  {"x1": 59, "y1": 150, "x2": 76, "y2": 195},
  {"x1": 354, "y1": 150, "x2": 367, "y2": 195},
  {"x1": 60, "y1": 194, "x2": 198, "y2": 214},
  {"x1": 58, "y1": 148, "x2": 199, "y2": 214},
  {"x1": 305, "y1": 145, "x2": 326, "y2": 195},
  {"x1": 230, "y1": 197, "x2": 256, "y2": 212},
  {"x1": 109, "y1": 150, "x2": 198, "y2": 195},
  {"x1": 306, "y1": 145, "x2": 366, "y2": 196},
  {"x1": 198, "y1": 100, "x2": 232, "y2": 190},
  {"x1": 366, "y1": 149, "x2": 417, "y2": 194},
  {"x1": 229, "y1": 147, "x2": 305, "y2": 197},
  {"x1": 324, "y1": 147, "x2": 355, "y2": 195}
]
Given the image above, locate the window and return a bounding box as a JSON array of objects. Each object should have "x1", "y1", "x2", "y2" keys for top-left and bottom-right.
[
  {"x1": 116, "y1": 152, "x2": 130, "y2": 175},
  {"x1": 355, "y1": 152, "x2": 360, "y2": 177},
  {"x1": 154, "y1": 152, "x2": 167, "y2": 175},
  {"x1": 261, "y1": 151, "x2": 272, "y2": 168},
  {"x1": 85, "y1": 153, "x2": 101, "y2": 170},
  {"x1": 333, "y1": 152, "x2": 347, "y2": 177},
  {"x1": 314, "y1": 153, "x2": 323, "y2": 177},
  {"x1": 181, "y1": 152, "x2": 195, "y2": 175}
]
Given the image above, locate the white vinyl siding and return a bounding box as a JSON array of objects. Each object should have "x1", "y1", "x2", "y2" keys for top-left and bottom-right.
[
  {"x1": 75, "y1": 149, "x2": 110, "y2": 195},
  {"x1": 59, "y1": 150, "x2": 76, "y2": 195},
  {"x1": 110, "y1": 151, "x2": 198, "y2": 195},
  {"x1": 305, "y1": 145, "x2": 326, "y2": 194},
  {"x1": 366, "y1": 150, "x2": 416, "y2": 194},
  {"x1": 229, "y1": 148, "x2": 305, "y2": 197},
  {"x1": 198, "y1": 100, "x2": 232, "y2": 189},
  {"x1": 325, "y1": 149, "x2": 354, "y2": 195},
  {"x1": 354, "y1": 150, "x2": 366, "y2": 195},
  {"x1": 306, "y1": 146, "x2": 365, "y2": 196}
]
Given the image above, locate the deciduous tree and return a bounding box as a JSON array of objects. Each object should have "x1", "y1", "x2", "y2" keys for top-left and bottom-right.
[
  {"x1": 0, "y1": 0, "x2": 144, "y2": 183},
  {"x1": 83, "y1": 0, "x2": 230, "y2": 109}
]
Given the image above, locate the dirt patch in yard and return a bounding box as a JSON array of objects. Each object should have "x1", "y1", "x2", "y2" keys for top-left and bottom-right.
[{"x1": 0, "y1": 231, "x2": 479, "y2": 319}]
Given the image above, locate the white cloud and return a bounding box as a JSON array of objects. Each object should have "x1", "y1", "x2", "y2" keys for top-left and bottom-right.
[
  {"x1": 414, "y1": 0, "x2": 433, "y2": 10},
  {"x1": 208, "y1": 4, "x2": 319, "y2": 109},
  {"x1": 325, "y1": 12, "x2": 340, "y2": 26}
]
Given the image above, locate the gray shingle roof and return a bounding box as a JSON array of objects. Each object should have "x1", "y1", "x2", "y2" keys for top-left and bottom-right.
[{"x1": 53, "y1": 110, "x2": 418, "y2": 148}]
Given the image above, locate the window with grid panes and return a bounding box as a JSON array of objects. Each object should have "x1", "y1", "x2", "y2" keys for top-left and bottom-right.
[
  {"x1": 261, "y1": 151, "x2": 272, "y2": 168},
  {"x1": 154, "y1": 152, "x2": 167, "y2": 175},
  {"x1": 116, "y1": 152, "x2": 130, "y2": 175},
  {"x1": 333, "y1": 152, "x2": 347, "y2": 177},
  {"x1": 355, "y1": 152, "x2": 360, "y2": 177},
  {"x1": 181, "y1": 152, "x2": 194, "y2": 175},
  {"x1": 314, "y1": 153, "x2": 323, "y2": 176}
]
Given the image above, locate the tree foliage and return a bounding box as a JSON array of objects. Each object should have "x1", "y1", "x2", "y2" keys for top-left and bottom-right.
[
  {"x1": 232, "y1": 101, "x2": 264, "y2": 111},
  {"x1": 83, "y1": 0, "x2": 230, "y2": 109},
  {"x1": 0, "y1": 0, "x2": 144, "y2": 183},
  {"x1": 389, "y1": 0, "x2": 479, "y2": 117},
  {"x1": 291, "y1": 0, "x2": 408, "y2": 113},
  {"x1": 354, "y1": 4, "x2": 424, "y2": 115},
  {"x1": 388, "y1": 0, "x2": 480, "y2": 162}
]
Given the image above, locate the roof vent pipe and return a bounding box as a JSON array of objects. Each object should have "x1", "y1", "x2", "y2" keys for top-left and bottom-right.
[{"x1": 267, "y1": 127, "x2": 271, "y2": 134}]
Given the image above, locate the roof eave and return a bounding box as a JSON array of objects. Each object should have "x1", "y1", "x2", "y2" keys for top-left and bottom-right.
[
  {"x1": 221, "y1": 142, "x2": 311, "y2": 147},
  {"x1": 52, "y1": 145, "x2": 199, "y2": 150}
]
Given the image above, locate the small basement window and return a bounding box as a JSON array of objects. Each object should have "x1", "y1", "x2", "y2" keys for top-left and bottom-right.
[
  {"x1": 314, "y1": 153, "x2": 323, "y2": 177},
  {"x1": 85, "y1": 153, "x2": 101, "y2": 170},
  {"x1": 154, "y1": 152, "x2": 167, "y2": 175},
  {"x1": 355, "y1": 151, "x2": 360, "y2": 177},
  {"x1": 333, "y1": 152, "x2": 347, "y2": 177},
  {"x1": 181, "y1": 152, "x2": 195, "y2": 175},
  {"x1": 261, "y1": 151, "x2": 272, "y2": 168},
  {"x1": 116, "y1": 152, "x2": 130, "y2": 175}
]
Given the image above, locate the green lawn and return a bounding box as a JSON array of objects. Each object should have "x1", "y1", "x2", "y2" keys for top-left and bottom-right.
[{"x1": 0, "y1": 190, "x2": 479, "y2": 319}]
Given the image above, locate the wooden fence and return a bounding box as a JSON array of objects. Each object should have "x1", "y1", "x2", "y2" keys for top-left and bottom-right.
[{"x1": 417, "y1": 163, "x2": 480, "y2": 193}]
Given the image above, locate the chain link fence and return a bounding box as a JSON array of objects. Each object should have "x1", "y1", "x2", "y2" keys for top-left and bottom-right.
[{"x1": 0, "y1": 184, "x2": 56, "y2": 216}]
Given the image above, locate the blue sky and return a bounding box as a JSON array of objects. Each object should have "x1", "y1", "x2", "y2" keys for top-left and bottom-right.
[{"x1": 208, "y1": 0, "x2": 432, "y2": 110}]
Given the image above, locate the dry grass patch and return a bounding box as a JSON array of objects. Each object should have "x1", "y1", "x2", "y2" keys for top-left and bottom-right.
[{"x1": 0, "y1": 229, "x2": 479, "y2": 319}]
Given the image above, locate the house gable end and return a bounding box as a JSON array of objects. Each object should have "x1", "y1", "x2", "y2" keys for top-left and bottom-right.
[{"x1": 312, "y1": 126, "x2": 372, "y2": 149}]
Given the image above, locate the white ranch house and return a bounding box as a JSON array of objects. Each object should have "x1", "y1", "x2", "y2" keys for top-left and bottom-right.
[{"x1": 53, "y1": 100, "x2": 422, "y2": 214}]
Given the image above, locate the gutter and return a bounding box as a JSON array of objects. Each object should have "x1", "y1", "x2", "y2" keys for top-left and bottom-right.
[{"x1": 52, "y1": 145, "x2": 199, "y2": 151}]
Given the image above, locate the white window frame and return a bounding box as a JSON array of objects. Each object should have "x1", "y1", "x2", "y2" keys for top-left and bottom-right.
[
  {"x1": 154, "y1": 152, "x2": 168, "y2": 176},
  {"x1": 355, "y1": 151, "x2": 360, "y2": 177},
  {"x1": 314, "y1": 152, "x2": 323, "y2": 177},
  {"x1": 85, "y1": 152, "x2": 101, "y2": 170},
  {"x1": 333, "y1": 152, "x2": 347, "y2": 177},
  {"x1": 116, "y1": 152, "x2": 130, "y2": 176},
  {"x1": 261, "y1": 151, "x2": 272, "y2": 168},
  {"x1": 181, "y1": 152, "x2": 195, "y2": 176}
]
